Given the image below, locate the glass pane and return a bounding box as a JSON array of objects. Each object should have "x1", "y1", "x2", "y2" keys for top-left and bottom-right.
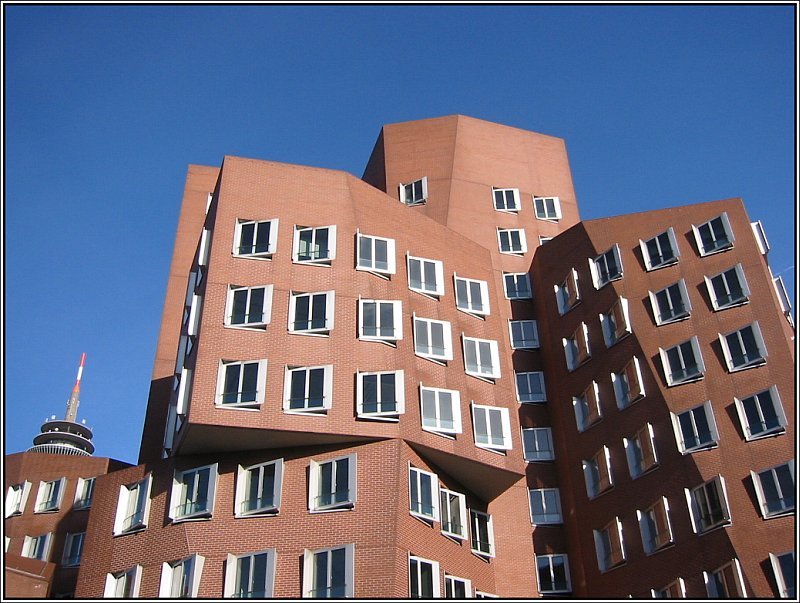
[
  {"x1": 254, "y1": 222, "x2": 271, "y2": 254},
  {"x1": 241, "y1": 363, "x2": 259, "y2": 403},
  {"x1": 311, "y1": 294, "x2": 327, "y2": 329},
  {"x1": 239, "y1": 223, "x2": 255, "y2": 254},
  {"x1": 308, "y1": 368, "x2": 325, "y2": 408},
  {"x1": 409, "y1": 260, "x2": 422, "y2": 290},
  {"x1": 379, "y1": 303, "x2": 394, "y2": 337},
  {"x1": 423, "y1": 261, "x2": 437, "y2": 292},
  {"x1": 294, "y1": 296, "x2": 310, "y2": 330},
  {"x1": 455, "y1": 279, "x2": 468, "y2": 309},
  {"x1": 379, "y1": 374, "x2": 396, "y2": 412},
  {"x1": 315, "y1": 228, "x2": 329, "y2": 260},
  {"x1": 223, "y1": 364, "x2": 242, "y2": 404},
  {"x1": 232, "y1": 290, "x2": 248, "y2": 324},
  {"x1": 248, "y1": 288, "x2": 265, "y2": 323},
  {"x1": 358, "y1": 236, "x2": 372, "y2": 267},
  {"x1": 289, "y1": 370, "x2": 307, "y2": 409},
  {"x1": 362, "y1": 375, "x2": 378, "y2": 413},
  {"x1": 363, "y1": 302, "x2": 377, "y2": 336},
  {"x1": 374, "y1": 239, "x2": 388, "y2": 271}
]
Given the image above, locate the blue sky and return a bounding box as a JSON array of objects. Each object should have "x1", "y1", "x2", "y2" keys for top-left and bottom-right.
[{"x1": 5, "y1": 5, "x2": 795, "y2": 463}]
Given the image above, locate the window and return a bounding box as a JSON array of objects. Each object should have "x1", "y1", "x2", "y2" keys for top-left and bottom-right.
[
  {"x1": 22, "y1": 533, "x2": 51, "y2": 561},
  {"x1": 637, "y1": 497, "x2": 674, "y2": 554},
  {"x1": 224, "y1": 549, "x2": 277, "y2": 598},
  {"x1": 640, "y1": 227, "x2": 680, "y2": 270},
  {"x1": 356, "y1": 232, "x2": 396, "y2": 275},
  {"x1": 720, "y1": 322, "x2": 768, "y2": 371},
  {"x1": 751, "y1": 219, "x2": 771, "y2": 254},
  {"x1": 399, "y1": 177, "x2": 428, "y2": 206},
  {"x1": 649, "y1": 280, "x2": 692, "y2": 325},
  {"x1": 704, "y1": 559, "x2": 746, "y2": 597},
  {"x1": 751, "y1": 461, "x2": 795, "y2": 518},
  {"x1": 612, "y1": 357, "x2": 645, "y2": 409},
  {"x1": 234, "y1": 218, "x2": 278, "y2": 258},
  {"x1": 660, "y1": 337, "x2": 705, "y2": 385},
  {"x1": 74, "y1": 477, "x2": 95, "y2": 510},
  {"x1": 159, "y1": 554, "x2": 205, "y2": 598},
  {"x1": 652, "y1": 578, "x2": 686, "y2": 598},
  {"x1": 536, "y1": 554, "x2": 571, "y2": 594},
  {"x1": 671, "y1": 401, "x2": 720, "y2": 453},
  {"x1": 555, "y1": 269, "x2": 580, "y2": 314},
  {"x1": 600, "y1": 298, "x2": 631, "y2": 347},
  {"x1": 509, "y1": 319, "x2": 539, "y2": 349},
  {"x1": 475, "y1": 591, "x2": 499, "y2": 599},
  {"x1": 470, "y1": 510, "x2": 495, "y2": 557},
  {"x1": 235, "y1": 459, "x2": 283, "y2": 517},
  {"x1": 463, "y1": 336, "x2": 501, "y2": 380},
  {"x1": 358, "y1": 299, "x2": 403, "y2": 343},
  {"x1": 407, "y1": 255, "x2": 445, "y2": 297},
  {"x1": 686, "y1": 475, "x2": 731, "y2": 533},
  {"x1": 529, "y1": 488, "x2": 562, "y2": 524},
  {"x1": 419, "y1": 385, "x2": 462, "y2": 436},
  {"x1": 770, "y1": 551, "x2": 796, "y2": 598},
  {"x1": 409, "y1": 555, "x2": 440, "y2": 598},
  {"x1": 503, "y1": 272, "x2": 532, "y2": 300},
  {"x1": 309, "y1": 454, "x2": 357, "y2": 512},
  {"x1": 184, "y1": 290, "x2": 202, "y2": 337},
  {"x1": 454, "y1": 275, "x2": 490, "y2": 317},
  {"x1": 62, "y1": 532, "x2": 85, "y2": 567},
  {"x1": 516, "y1": 371, "x2": 546, "y2": 403},
  {"x1": 573, "y1": 382, "x2": 602, "y2": 431},
  {"x1": 292, "y1": 225, "x2": 337, "y2": 265},
  {"x1": 693, "y1": 212, "x2": 734, "y2": 256},
  {"x1": 289, "y1": 291, "x2": 335, "y2": 335},
  {"x1": 104, "y1": 566, "x2": 142, "y2": 598},
  {"x1": 113, "y1": 476, "x2": 152, "y2": 535},
  {"x1": 439, "y1": 488, "x2": 467, "y2": 539},
  {"x1": 197, "y1": 227, "x2": 211, "y2": 266},
  {"x1": 283, "y1": 365, "x2": 334, "y2": 414},
  {"x1": 170, "y1": 464, "x2": 218, "y2": 521},
  {"x1": 472, "y1": 404, "x2": 512, "y2": 452},
  {"x1": 590, "y1": 244, "x2": 623, "y2": 288},
  {"x1": 593, "y1": 517, "x2": 626, "y2": 572},
  {"x1": 539, "y1": 235, "x2": 553, "y2": 245},
  {"x1": 413, "y1": 316, "x2": 453, "y2": 362},
  {"x1": 216, "y1": 360, "x2": 267, "y2": 408},
  {"x1": 225, "y1": 285, "x2": 273, "y2": 328},
  {"x1": 773, "y1": 275, "x2": 793, "y2": 324},
  {"x1": 356, "y1": 370, "x2": 405, "y2": 420},
  {"x1": 705, "y1": 264, "x2": 750, "y2": 311},
  {"x1": 497, "y1": 228, "x2": 527, "y2": 254},
  {"x1": 534, "y1": 196, "x2": 562, "y2": 221},
  {"x1": 493, "y1": 187, "x2": 520, "y2": 212},
  {"x1": 409, "y1": 466, "x2": 439, "y2": 522},
  {"x1": 734, "y1": 385, "x2": 787, "y2": 440},
  {"x1": 564, "y1": 322, "x2": 591, "y2": 371},
  {"x1": 35, "y1": 478, "x2": 65, "y2": 513},
  {"x1": 624, "y1": 424, "x2": 658, "y2": 478},
  {"x1": 522, "y1": 427, "x2": 554, "y2": 461},
  {"x1": 445, "y1": 575, "x2": 472, "y2": 598},
  {"x1": 5, "y1": 482, "x2": 31, "y2": 517},
  {"x1": 583, "y1": 446, "x2": 613, "y2": 498},
  {"x1": 303, "y1": 544, "x2": 354, "y2": 598}
]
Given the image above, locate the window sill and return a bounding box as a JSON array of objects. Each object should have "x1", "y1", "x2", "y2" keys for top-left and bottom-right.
[
  {"x1": 358, "y1": 337, "x2": 400, "y2": 346},
  {"x1": 666, "y1": 375, "x2": 704, "y2": 387},
  {"x1": 696, "y1": 521, "x2": 732, "y2": 535},
  {"x1": 310, "y1": 503, "x2": 355, "y2": 514},
  {"x1": 216, "y1": 403, "x2": 262, "y2": 411},
  {"x1": 645, "y1": 259, "x2": 679, "y2": 272},
  {"x1": 224, "y1": 323, "x2": 269, "y2": 331},
  {"x1": 680, "y1": 442, "x2": 719, "y2": 455},
  {"x1": 713, "y1": 299, "x2": 749, "y2": 312},
  {"x1": 356, "y1": 414, "x2": 400, "y2": 423},
  {"x1": 233, "y1": 253, "x2": 274, "y2": 261},
  {"x1": 699, "y1": 244, "x2": 734, "y2": 257},
  {"x1": 283, "y1": 408, "x2": 329, "y2": 417},
  {"x1": 744, "y1": 428, "x2": 786, "y2": 442},
  {"x1": 288, "y1": 330, "x2": 331, "y2": 338},
  {"x1": 355, "y1": 266, "x2": 393, "y2": 279},
  {"x1": 727, "y1": 360, "x2": 767, "y2": 373},
  {"x1": 656, "y1": 313, "x2": 691, "y2": 326}
]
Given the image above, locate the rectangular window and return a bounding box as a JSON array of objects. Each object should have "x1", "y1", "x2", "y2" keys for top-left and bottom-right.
[
  {"x1": 358, "y1": 299, "x2": 403, "y2": 343},
  {"x1": 22, "y1": 533, "x2": 51, "y2": 561},
  {"x1": 640, "y1": 227, "x2": 680, "y2": 270},
  {"x1": 752, "y1": 461, "x2": 795, "y2": 518},
  {"x1": 649, "y1": 280, "x2": 692, "y2": 325},
  {"x1": 159, "y1": 554, "x2": 205, "y2": 598},
  {"x1": 419, "y1": 385, "x2": 462, "y2": 436},
  {"x1": 497, "y1": 228, "x2": 527, "y2": 254},
  {"x1": 184, "y1": 292, "x2": 202, "y2": 337},
  {"x1": 660, "y1": 337, "x2": 705, "y2": 385},
  {"x1": 509, "y1": 319, "x2": 539, "y2": 349},
  {"x1": 409, "y1": 555, "x2": 440, "y2": 598},
  {"x1": 170, "y1": 464, "x2": 218, "y2": 521},
  {"x1": 574, "y1": 382, "x2": 602, "y2": 431},
  {"x1": 399, "y1": 177, "x2": 428, "y2": 206},
  {"x1": 409, "y1": 466, "x2": 439, "y2": 522},
  {"x1": 751, "y1": 219, "x2": 771, "y2": 254},
  {"x1": 529, "y1": 488, "x2": 562, "y2": 524},
  {"x1": 225, "y1": 285, "x2": 273, "y2": 328},
  {"x1": 113, "y1": 476, "x2": 152, "y2": 535},
  {"x1": 503, "y1": 273, "x2": 532, "y2": 300},
  {"x1": 686, "y1": 475, "x2": 731, "y2": 533},
  {"x1": 734, "y1": 385, "x2": 787, "y2": 440},
  {"x1": 413, "y1": 316, "x2": 453, "y2": 362},
  {"x1": 516, "y1": 371, "x2": 546, "y2": 403},
  {"x1": 224, "y1": 549, "x2": 277, "y2": 598},
  {"x1": 720, "y1": 322, "x2": 768, "y2": 371},
  {"x1": 462, "y1": 336, "x2": 501, "y2": 380},
  {"x1": 217, "y1": 360, "x2": 267, "y2": 408},
  {"x1": 693, "y1": 212, "x2": 734, "y2": 256},
  {"x1": 583, "y1": 446, "x2": 613, "y2": 498},
  {"x1": 652, "y1": 578, "x2": 686, "y2": 598},
  {"x1": 522, "y1": 427, "x2": 554, "y2": 461},
  {"x1": 773, "y1": 275, "x2": 793, "y2": 321},
  {"x1": 62, "y1": 532, "x2": 85, "y2": 567},
  {"x1": 356, "y1": 370, "x2": 405, "y2": 420},
  {"x1": 35, "y1": 478, "x2": 65, "y2": 513},
  {"x1": 5, "y1": 482, "x2": 31, "y2": 517},
  {"x1": 601, "y1": 298, "x2": 631, "y2": 347},
  {"x1": 564, "y1": 322, "x2": 591, "y2": 371},
  {"x1": 289, "y1": 291, "x2": 335, "y2": 335},
  {"x1": 705, "y1": 264, "x2": 750, "y2": 310},
  {"x1": 197, "y1": 228, "x2": 211, "y2": 267},
  {"x1": 470, "y1": 510, "x2": 495, "y2": 557},
  {"x1": 235, "y1": 459, "x2": 283, "y2": 517},
  {"x1": 624, "y1": 424, "x2": 658, "y2": 478},
  {"x1": 590, "y1": 244, "x2": 623, "y2": 288},
  {"x1": 454, "y1": 275, "x2": 490, "y2": 317},
  {"x1": 539, "y1": 235, "x2": 553, "y2": 245},
  {"x1": 356, "y1": 232, "x2": 396, "y2": 275},
  {"x1": 74, "y1": 477, "x2": 95, "y2": 510},
  {"x1": 472, "y1": 404, "x2": 512, "y2": 452},
  {"x1": 302, "y1": 544, "x2": 354, "y2": 598},
  {"x1": 704, "y1": 559, "x2": 746, "y2": 597},
  {"x1": 309, "y1": 454, "x2": 357, "y2": 512},
  {"x1": 292, "y1": 225, "x2": 337, "y2": 265},
  {"x1": 555, "y1": 269, "x2": 580, "y2": 314},
  {"x1": 407, "y1": 255, "x2": 445, "y2": 297},
  {"x1": 234, "y1": 218, "x2": 278, "y2": 258},
  {"x1": 444, "y1": 575, "x2": 472, "y2": 598},
  {"x1": 612, "y1": 357, "x2": 645, "y2": 409},
  {"x1": 534, "y1": 196, "x2": 562, "y2": 221},
  {"x1": 493, "y1": 187, "x2": 520, "y2": 212},
  {"x1": 593, "y1": 517, "x2": 626, "y2": 572},
  {"x1": 638, "y1": 497, "x2": 674, "y2": 554},
  {"x1": 536, "y1": 554, "x2": 571, "y2": 594},
  {"x1": 104, "y1": 566, "x2": 142, "y2": 598},
  {"x1": 283, "y1": 365, "x2": 334, "y2": 414},
  {"x1": 770, "y1": 552, "x2": 796, "y2": 598},
  {"x1": 671, "y1": 401, "x2": 720, "y2": 453},
  {"x1": 439, "y1": 488, "x2": 467, "y2": 539}
]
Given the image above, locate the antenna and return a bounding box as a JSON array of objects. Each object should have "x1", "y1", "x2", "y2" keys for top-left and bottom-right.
[{"x1": 65, "y1": 353, "x2": 86, "y2": 423}]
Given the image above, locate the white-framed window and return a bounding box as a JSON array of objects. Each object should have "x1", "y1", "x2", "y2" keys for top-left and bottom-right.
[
  {"x1": 170, "y1": 463, "x2": 218, "y2": 522},
  {"x1": 539, "y1": 235, "x2": 553, "y2": 245},
  {"x1": 573, "y1": 382, "x2": 602, "y2": 431},
  {"x1": 686, "y1": 475, "x2": 731, "y2": 533},
  {"x1": 651, "y1": 578, "x2": 686, "y2": 598},
  {"x1": 590, "y1": 244, "x2": 623, "y2": 288},
  {"x1": 74, "y1": 477, "x2": 95, "y2": 510},
  {"x1": 600, "y1": 298, "x2": 631, "y2": 347},
  {"x1": 34, "y1": 478, "x2": 65, "y2": 513},
  {"x1": 289, "y1": 291, "x2": 335, "y2": 335},
  {"x1": 497, "y1": 228, "x2": 527, "y2": 255},
  {"x1": 409, "y1": 554, "x2": 440, "y2": 598},
  {"x1": 399, "y1": 177, "x2": 428, "y2": 206},
  {"x1": 356, "y1": 370, "x2": 405, "y2": 420},
  {"x1": 407, "y1": 254, "x2": 445, "y2": 297},
  {"x1": 356, "y1": 232, "x2": 396, "y2": 275},
  {"x1": 770, "y1": 551, "x2": 796, "y2": 598},
  {"x1": 5, "y1": 482, "x2": 31, "y2": 517},
  {"x1": 534, "y1": 196, "x2": 562, "y2": 221},
  {"x1": 536, "y1": 554, "x2": 571, "y2": 594},
  {"x1": 113, "y1": 475, "x2": 152, "y2": 535},
  {"x1": 555, "y1": 268, "x2": 580, "y2": 315},
  {"x1": 419, "y1": 385, "x2": 462, "y2": 436},
  {"x1": 409, "y1": 466, "x2": 439, "y2": 522},
  {"x1": 720, "y1": 321, "x2": 768, "y2": 371},
  {"x1": 184, "y1": 291, "x2": 202, "y2": 337},
  {"x1": 503, "y1": 272, "x2": 532, "y2": 300},
  {"x1": 175, "y1": 367, "x2": 193, "y2": 415},
  {"x1": 462, "y1": 336, "x2": 501, "y2": 380},
  {"x1": 470, "y1": 510, "x2": 495, "y2": 557},
  {"x1": 751, "y1": 219, "x2": 771, "y2": 254},
  {"x1": 21, "y1": 533, "x2": 51, "y2": 561},
  {"x1": 454, "y1": 275, "x2": 490, "y2": 317},
  {"x1": 705, "y1": 264, "x2": 750, "y2": 311},
  {"x1": 234, "y1": 218, "x2": 278, "y2": 259},
  {"x1": 649, "y1": 280, "x2": 692, "y2": 325},
  {"x1": 671, "y1": 401, "x2": 719, "y2": 454},
  {"x1": 693, "y1": 212, "x2": 734, "y2": 256},
  {"x1": 529, "y1": 488, "x2": 562, "y2": 524},
  {"x1": 197, "y1": 228, "x2": 211, "y2": 267},
  {"x1": 471, "y1": 404, "x2": 512, "y2": 452},
  {"x1": 235, "y1": 459, "x2": 283, "y2": 517},
  {"x1": 159, "y1": 554, "x2": 205, "y2": 598},
  {"x1": 637, "y1": 497, "x2": 674, "y2": 554},
  {"x1": 612, "y1": 357, "x2": 645, "y2": 409},
  {"x1": 284, "y1": 365, "x2": 334, "y2": 414},
  {"x1": 564, "y1": 322, "x2": 591, "y2": 371},
  {"x1": 224, "y1": 549, "x2": 277, "y2": 598},
  {"x1": 413, "y1": 315, "x2": 453, "y2": 362},
  {"x1": 104, "y1": 566, "x2": 143, "y2": 598},
  {"x1": 751, "y1": 460, "x2": 795, "y2": 518},
  {"x1": 704, "y1": 558, "x2": 746, "y2": 597},
  {"x1": 640, "y1": 227, "x2": 680, "y2": 270},
  {"x1": 303, "y1": 544, "x2": 354, "y2": 598},
  {"x1": 624, "y1": 424, "x2": 658, "y2": 478},
  {"x1": 509, "y1": 319, "x2": 539, "y2": 349},
  {"x1": 292, "y1": 225, "x2": 337, "y2": 265},
  {"x1": 309, "y1": 454, "x2": 357, "y2": 512},
  {"x1": 772, "y1": 274, "x2": 793, "y2": 323},
  {"x1": 439, "y1": 488, "x2": 468, "y2": 539},
  {"x1": 516, "y1": 371, "x2": 546, "y2": 403},
  {"x1": 225, "y1": 285, "x2": 273, "y2": 328},
  {"x1": 659, "y1": 337, "x2": 705, "y2": 386},
  {"x1": 522, "y1": 427, "x2": 554, "y2": 461},
  {"x1": 475, "y1": 590, "x2": 499, "y2": 599},
  {"x1": 61, "y1": 532, "x2": 85, "y2": 567},
  {"x1": 583, "y1": 446, "x2": 613, "y2": 499},
  {"x1": 216, "y1": 359, "x2": 267, "y2": 408},
  {"x1": 734, "y1": 385, "x2": 787, "y2": 441},
  {"x1": 444, "y1": 574, "x2": 472, "y2": 598},
  {"x1": 593, "y1": 517, "x2": 626, "y2": 572},
  {"x1": 493, "y1": 187, "x2": 520, "y2": 212},
  {"x1": 358, "y1": 299, "x2": 403, "y2": 343}
]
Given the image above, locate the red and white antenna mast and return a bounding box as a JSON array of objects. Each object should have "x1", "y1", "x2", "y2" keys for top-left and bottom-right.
[{"x1": 65, "y1": 353, "x2": 86, "y2": 423}]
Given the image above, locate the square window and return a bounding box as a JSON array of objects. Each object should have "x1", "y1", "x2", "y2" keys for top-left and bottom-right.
[
  {"x1": 601, "y1": 298, "x2": 631, "y2": 347},
  {"x1": 752, "y1": 461, "x2": 795, "y2": 518},
  {"x1": 534, "y1": 196, "x2": 562, "y2": 221},
  {"x1": 35, "y1": 478, "x2": 65, "y2": 513},
  {"x1": 472, "y1": 404, "x2": 512, "y2": 452},
  {"x1": 235, "y1": 459, "x2": 283, "y2": 516},
  {"x1": 225, "y1": 285, "x2": 273, "y2": 328},
  {"x1": 159, "y1": 554, "x2": 205, "y2": 598},
  {"x1": 74, "y1": 477, "x2": 95, "y2": 510},
  {"x1": 705, "y1": 264, "x2": 750, "y2": 310},
  {"x1": 770, "y1": 551, "x2": 796, "y2": 598},
  {"x1": 407, "y1": 255, "x2": 445, "y2": 297},
  {"x1": 509, "y1": 319, "x2": 539, "y2": 349},
  {"x1": 216, "y1": 360, "x2": 267, "y2": 408},
  {"x1": 497, "y1": 228, "x2": 527, "y2": 255},
  {"x1": 289, "y1": 291, "x2": 335, "y2": 335},
  {"x1": 640, "y1": 227, "x2": 680, "y2": 271},
  {"x1": 720, "y1": 322, "x2": 768, "y2": 371},
  {"x1": 493, "y1": 187, "x2": 521, "y2": 212},
  {"x1": 583, "y1": 446, "x2": 613, "y2": 499},
  {"x1": 409, "y1": 555, "x2": 440, "y2": 598},
  {"x1": 309, "y1": 454, "x2": 357, "y2": 512},
  {"x1": 419, "y1": 385, "x2": 462, "y2": 436},
  {"x1": 413, "y1": 316, "x2": 453, "y2": 362},
  {"x1": 113, "y1": 476, "x2": 152, "y2": 535},
  {"x1": 503, "y1": 273, "x2": 532, "y2": 300},
  {"x1": 593, "y1": 517, "x2": 626, "y2": 572},
  {"x1": 409, "y1": 466, "x2": 440, "y2": 522},
  {"x1": 590, "y1": 245, "x2": 623, "y2": 288},
  {"x1": 516, "y1": 371, "x2": 546, "y2": 403},
  {"x1": 22, "y1": 533, "x2": 51, "y2": 561},
  {"x1": 292, "y1": 225, "x2": 337, "y2": 265},
  {"x1": 303, "y1": 545, "x2": 355, "y2": 598},
  {"x1": 637, "y1": 497, "x2": 674, "y2": 554},
  {"x1": 564, "y1": 322, "x2": 591, "y2": 371},
  {"x1": 555, "y1": 269, "x2": 580, "y2": 315},
  {"x1": 536, "y1": 554, "x2": 571, "y2": 594},
  {"x1": 356, "y1": 232, "x2": 396, "y2": 275},
  {"x1": 624, "y1": 424, "x2": 658, "y2": 478},
  {"x1": 659, "y1": 337, "x2": 705, "y2": 385},
  {"x1": 704, "y1": 559, "x2": 746, "y2": 597},
  {"x1": 439, "y1": 488, "x2": 468, "y2": 539},
  {"x1": 399, "y1": 177, "x2": 428, "y2": 206},
  {"x1": 573, "y1": 382, "x2": 602, "y2": 431},
  {"x1": 734, "y1": 385, "x2": 787, "y2": 440},
  {"x1": 62, "y1": 532, "x2": 85, "y2": 567},
  {"x1": 652, "y1": 578, "x2": 686, "y2": 598},
  {"x1": 170, "y1": 464, "x2": 217, "y2": 521},
  {"x1": 5, "y1": 482, "x2": 31, "y2": 517},
  {"x1": 358, "y1": 299, "x2": 403, "y2": 343},
  {"x1": 454, "y1": 275, "x2": 490, "y2": 317},
  {"x1": 283, "y1": 365, "x2": 334, "y2": 414},
  {"x1": 529, "y1": 488, "x2": 562, "y2": 524},
  {"x1": 463, "y1": 336, "x2": 501, "y2": 380},
  {"x1": 470, "y1": 510, "x2": 495, "y2": 557},
  {"x1": 522, "y1": 427, "x2": 554, "y2": 461},
  {"x1": 234, "y1": 218, "x2": 278, "y2": 258},
  {"x1": 356, "y1": 370, "x2": 405, "y2": 420},
  {"x1": 224, "y1": 549, "x2": 277, "y2": 598},
  {"x1": 671, "y1": 401, "x2": 720, "y2": 453},
  {"x1": 693, "y1": 212, "x2": 735, "y2": 256},
  {"x1": 445, "y1": 574, "x2": 472, "y2": 598},
  {"x1": 612, "y1": 357, "x2": 645, "y2": 409},
  {"x1": 104, "y1": 566, "x2": 142, "y2": 598},
  {"x1": 686, "y1": 475, "x2": 731, "y2": 533},
  {"x1": 649, "y1": 280, "x2": 692, "y2": 325}
]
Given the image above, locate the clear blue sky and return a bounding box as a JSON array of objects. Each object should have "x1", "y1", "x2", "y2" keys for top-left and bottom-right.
[{"x1": 5, "y1": 5, "x2": 795, "y2": 463}]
